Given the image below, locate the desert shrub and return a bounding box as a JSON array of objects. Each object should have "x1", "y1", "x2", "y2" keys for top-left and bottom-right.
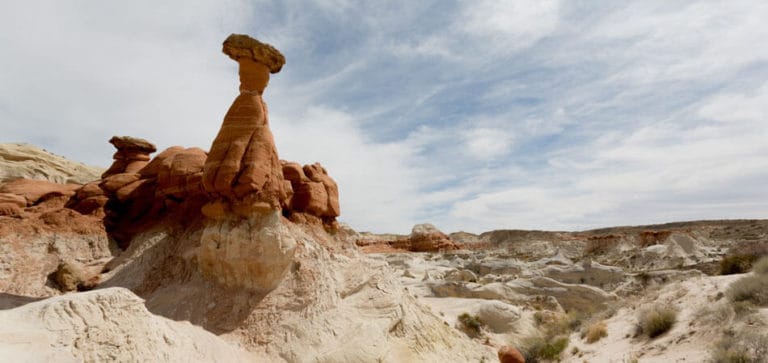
[
  {"x1": 751, "y1": 256, "x2": 768, "y2": 275},
  {"x1": 710, "y1": 331, "x2": 768, "y2": 363},
  {"x1": 693, "y1": 303, "x2": 733, "y2": 326},
  {"x1": 726, "y1": 275, "x2": 768, "y2": 306},
  {"x1": 520, "y1": 334, "x2": 569, "y2": 363},
  {"x1": 731, "y1": 301, "x2": 757, "y2": 319},
  {"x1": 720, "y1": 254, "x2": 758, "y2": 275},
  {"x1": 534, "y1": 310, "x2": 587, "y2": 336},
  {"x1": 583, "y1": 321, "x2": 608, "y2": 343},
  {"x1": 637, "y1": 305, "x2": 677, "y2": 338},
  {"x1": 457, "y1": 312, "x2": 484, "y2": 335}
]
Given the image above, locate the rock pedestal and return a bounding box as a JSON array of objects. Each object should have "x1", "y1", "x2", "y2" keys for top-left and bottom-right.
[
  {"x1": 197, "y1": 35, "x2": 296, "y2": 292},
  {"x1": 102, "y1": 136, "x2": 156, "y2": 178},
  {"x1": 202, "y1": 34, "x2": 286, "y2": 215}
]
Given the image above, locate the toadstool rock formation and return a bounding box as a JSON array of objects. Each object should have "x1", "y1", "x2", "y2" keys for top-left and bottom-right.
[
  {"x1": 102, "y1": 136, "x2": 157, "y2": 178},
  {"x1": 197, "y1": 34, "x2": 295, "y2": 291},
  {"x1": 202, "y1": 34, "x2": 287, "y2": 215}
]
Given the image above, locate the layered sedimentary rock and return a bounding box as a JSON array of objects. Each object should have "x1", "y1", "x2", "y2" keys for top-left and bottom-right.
[
  {"x1": 202, "y1": 34, "x2": 286, "y2": 213},
  {"x1": 0, "y1": 143, "x2": 103, "y2": 184},
  {"x1": 102, "y1": 136, "x2": 157, "y2": 178},
  {"x1": 357, "y1": 223, "x2": 462, "y2": 252},
  {"x1": 100, "y1": 144, "x2": 209, "y2": 248},
  {"x1": 196, "y1": 35, "x2": 296, "y2": 292}
]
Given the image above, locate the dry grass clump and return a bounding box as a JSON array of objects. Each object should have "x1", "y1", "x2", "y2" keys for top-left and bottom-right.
[
  {"x1": 751, "y1": 256, "x2": 768, "y2": 275},
  {"x1": 726, "y1": 275, "x2": 768, "y2": 306},
  {"x1": 636, "y1": 305, "x2": 677, "y2": 338},
  {"x1": 520, "y1": 311, "x2": 577, "y2": 362},
  {"x1": 710, "y1": 331, "x2": 768, "y2": 363},
  {"x1": 582, "y1": 321, "x2": 608, "y2": 343},
  {"x1": 693, "y1": 303, "x2": 734, "y2": 326}
]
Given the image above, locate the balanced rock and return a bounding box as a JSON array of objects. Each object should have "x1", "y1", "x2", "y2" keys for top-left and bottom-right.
[
  {"x1": 202, "y1": 34, "x2": 286, "y2": 212},
  {"x1": 102, "y1": 136, "x2": 157, "y2": 178}
]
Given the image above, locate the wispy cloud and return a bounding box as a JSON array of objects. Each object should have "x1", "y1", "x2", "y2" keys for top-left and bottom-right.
[{"x1": 1, "y1": 0, "x2": 766, "y2": 233}]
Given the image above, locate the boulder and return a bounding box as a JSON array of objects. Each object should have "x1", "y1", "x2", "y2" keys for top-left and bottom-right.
[
  {"x1": 473, "y1": 300, "x2": 521, "y2": 333},
  {"x1": 498, "y1": 346, "x2": 525, "y2": 363},
  {"x1": 407, "y1": 223, "x2": 461, "y2": 252}
]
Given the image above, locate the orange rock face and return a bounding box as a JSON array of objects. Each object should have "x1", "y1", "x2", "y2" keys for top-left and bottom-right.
[
  {"x1": 282, "y1": 162, "x2": 340, "y2": 218},
  {"x1": 102, "y1": 136, "x2": 157, "y2": 178},
  {"x1": 202, "y1": 35, "x2": 286, "y2": 211},
  {"x1": 0, "y1": 178, "x2": 80, "y2": 205},
  {"x1": 98, "y1": 141, "x2": 209, "y2": 248}
]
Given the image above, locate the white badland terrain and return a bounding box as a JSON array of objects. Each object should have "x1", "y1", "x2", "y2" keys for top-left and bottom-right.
[{"x1": 1, "y1": 35, "x2": 766, "y2": 363}]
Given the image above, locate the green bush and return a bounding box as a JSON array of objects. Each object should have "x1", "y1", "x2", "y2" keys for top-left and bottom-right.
[
  {"x1": 457, "y1": 313, "x2": 483, "y2": 335},
  {"x1": 637, "y1": 305, "x2": 677, "y2": 338},
  {"x1": 520, "y1": 335, "x2": 569, "y2": 363},
  {"x1": 727, "y1": 275, "x2": 768, "y2": 306}
]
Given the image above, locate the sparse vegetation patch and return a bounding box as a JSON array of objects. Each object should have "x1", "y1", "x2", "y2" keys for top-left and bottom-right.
[
  {"x1": 710, "y1": 331, "x2": 768, "y2": 363},
  {"x1": 727, "y1": 274, "x2": 768, "y2": 306},
  {"x1": 520, "y1": 334, "x2": 569, "y2": 363},
  {"x1": 457, "y1": 312, "x2": 484, "y2": 336},
  {"x1": 637, "y1": 305, "x2": 677, "y2": 338},
  {"x1": 583, "y1": 321, "x2": 608, "y2": 343}
]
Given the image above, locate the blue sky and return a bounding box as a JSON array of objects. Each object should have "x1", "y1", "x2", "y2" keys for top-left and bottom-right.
[{"x1": 1, "y1": 1, "x2": 767, "y2": 233}]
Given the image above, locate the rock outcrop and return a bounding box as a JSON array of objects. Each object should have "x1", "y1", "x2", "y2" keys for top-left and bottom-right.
[
  {"x1": 0, "y1": 178, "x2": 80, "y2": 206},
  {"x1": 0, "y1": 288, "x2": 256, "y2": 362},
  {"x1": 202, "y1": 34, "x2": 286, "y2": 215},
  {"x1": 0, "y1": 143, "x2": 103, "y2": 184},
  {"x1": 282, "y1": 161, "x2": 340, "y2": 218},
  {"x1": 357, "y1": 223, "x2": 462, "y2": 252},
  {"x1": 102, "y1": 136, "x2": 157, "y2": 178}
]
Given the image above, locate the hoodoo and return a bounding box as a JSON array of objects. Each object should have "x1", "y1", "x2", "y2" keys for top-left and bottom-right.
[{"x1": 202, "y1": 34, "x2": 287, "y2": 217}]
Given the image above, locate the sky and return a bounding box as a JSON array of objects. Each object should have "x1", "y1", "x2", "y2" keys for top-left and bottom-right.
[{"x1": 1, "y1": 1, "x2": 767, "y2": 234}]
